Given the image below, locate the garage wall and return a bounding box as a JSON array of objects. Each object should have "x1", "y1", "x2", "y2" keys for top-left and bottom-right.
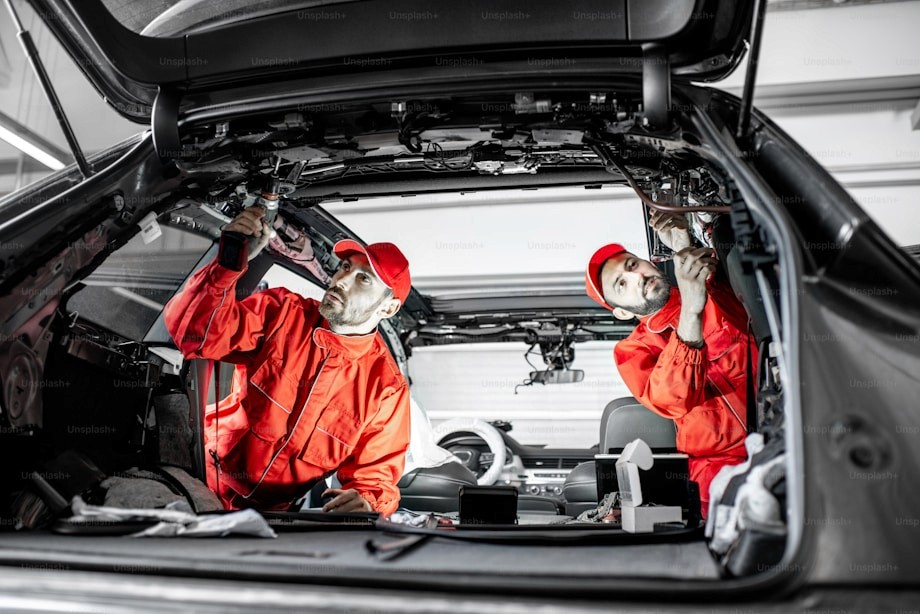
[
  {"x1": 767, "y1": 100, "x2": 920, "y2": 246},
  {"x1": 715, "y1": 0, "x2": 920, "y2": 247}
]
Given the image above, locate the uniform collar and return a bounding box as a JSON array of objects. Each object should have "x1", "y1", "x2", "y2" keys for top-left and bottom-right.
[
  {"x1": 313, "y1": 324, "x2": 379, "y2": 358},
  {"x1": 639, "y1": 287, "x2": 682, "y2": 333}
]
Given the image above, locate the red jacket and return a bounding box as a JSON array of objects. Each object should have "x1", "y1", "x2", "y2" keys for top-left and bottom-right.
[
  {"x1": 614, "y1": 278, "x2": 755, "y2": 510},
  {"x1": 164, "y1": 259, "x2": 411, "y2": 515}
]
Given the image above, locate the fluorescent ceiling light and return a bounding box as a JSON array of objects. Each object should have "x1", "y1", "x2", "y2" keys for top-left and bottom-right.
[
  {"x1": 0, "y1": 110, "x2": 70, "y2": 171},
  {"x1": 0, "y1": 123, "x2": 65, "y2": 170}
]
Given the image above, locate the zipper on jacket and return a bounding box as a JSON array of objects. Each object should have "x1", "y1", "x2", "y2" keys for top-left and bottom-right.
[{"x1": 243, "y1": 356, "x2": 329, "y2": 498}]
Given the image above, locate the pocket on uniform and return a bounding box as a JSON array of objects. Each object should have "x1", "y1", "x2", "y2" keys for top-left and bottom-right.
[
  {"x1": 707, "y1": 327, "x2": 748, "y2": 389},
  {"x1": 675, "y1": 407, "x2": 722, "y2": 457},
  {"x1": 676, "y1": 403, "x2": 745, "y2": 457},
  {"x1": 247, "y1": 358, "x2": 299, "y2": 441},
  {"x1": 299, "y1": 403, "x2": 363, "y2": 468},
  {"x1": 707, "y1": 326, "x2": 743, "y2": 362}
]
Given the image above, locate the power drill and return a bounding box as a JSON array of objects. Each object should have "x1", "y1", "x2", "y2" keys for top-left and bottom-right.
[{"x1": 218, "y1": 177, "x2": 281, "y2": 271}]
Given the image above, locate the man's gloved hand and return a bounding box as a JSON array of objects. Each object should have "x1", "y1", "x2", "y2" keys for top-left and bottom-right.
[
  {"x1": 674, "y1": 246, "x2": 717, "y2": 316},
  {"x1": 321, "y1": 488, "x2": 373, "y2": 513},
  {"x1": 649, "y1": 211, "x2": 692, "y2": 252},
  {"x1": 222, "y1": 205, "x2": 271, "y2": 261}
]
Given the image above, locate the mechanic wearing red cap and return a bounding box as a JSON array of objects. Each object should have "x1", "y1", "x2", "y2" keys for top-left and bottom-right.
[
  {"x1": 164, "y1": 206, "x2": 412, "y2": 516},
  {"x1": 585, "y1": 212, "x2": 755, "y2": 518}
]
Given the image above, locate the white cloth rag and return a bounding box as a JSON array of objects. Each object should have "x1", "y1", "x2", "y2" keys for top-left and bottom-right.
[{"x1": 69, "y1": 496, "x2": 276, "y2": 538}]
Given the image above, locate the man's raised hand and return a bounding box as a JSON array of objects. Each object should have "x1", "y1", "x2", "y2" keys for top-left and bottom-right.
[
  {"x1": 649, "y1": 210, "x2": 692, "y2": 252},
  {"x1": 222, "y1": 206, "x2": 271, "y2": 260},
  {"x1": 673, "y1": 246, "x2": 717, "y2": 316}
]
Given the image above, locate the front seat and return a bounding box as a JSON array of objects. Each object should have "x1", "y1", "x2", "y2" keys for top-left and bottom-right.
[
  {"x1": 397, "y1": 463, "x2": 477, "y2": 512},
  {"x1": 562, "y1": 397, "x2": 677, "y2": 516}
]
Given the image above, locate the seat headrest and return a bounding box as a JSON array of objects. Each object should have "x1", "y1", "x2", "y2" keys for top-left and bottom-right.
[{"x1": 600, "y1": 397, "x2": 677, "y2": 453}]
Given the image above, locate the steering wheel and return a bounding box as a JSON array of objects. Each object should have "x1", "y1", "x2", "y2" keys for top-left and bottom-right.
[{"x1": 432, "y1": 418, "x2": 508, "y2": 485}]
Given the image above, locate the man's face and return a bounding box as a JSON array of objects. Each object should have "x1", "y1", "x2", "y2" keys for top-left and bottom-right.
[
  {"x1": 319, "y1": 254, "x2": 395, "y2": 329},
  {"x1": 600, "y1": 252, "x2": 671, "y2": 317}
]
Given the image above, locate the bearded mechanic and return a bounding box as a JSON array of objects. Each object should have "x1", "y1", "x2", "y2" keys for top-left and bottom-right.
[
  {"x1": 585, "y1": 212, "x2": 755, "y2": 517},
  {"x1": 164, "y1": 205, "x2": 412, "y2": 515}
]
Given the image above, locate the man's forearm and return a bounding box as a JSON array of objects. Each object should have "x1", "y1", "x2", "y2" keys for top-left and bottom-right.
[
  {"x1": 164, "y1": 259, "x2": 241, "y2": 357},
  {"x1": 676, "y1": 306, "x2": 704, "y2": 347},
  {"x1": 164, "y1": 257, "x2": 279, "y2": 360}
]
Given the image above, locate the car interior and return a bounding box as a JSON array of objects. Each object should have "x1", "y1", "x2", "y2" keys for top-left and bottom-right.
[{"x1": 0, "y1": 85, "x2": 792, "y2": 586}]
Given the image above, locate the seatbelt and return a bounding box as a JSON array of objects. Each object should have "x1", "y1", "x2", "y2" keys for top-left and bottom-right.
[{"x1": 209, "y1": 360, "x2": 222, "y2": 497}]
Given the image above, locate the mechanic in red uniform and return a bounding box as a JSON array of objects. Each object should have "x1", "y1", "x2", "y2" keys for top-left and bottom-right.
[
  {"x1": 585, "y1": 212, "x2": 755, "y2": 517},
  {"x1": 164, "y1": 205, "x2": 412, "y2": 516}
]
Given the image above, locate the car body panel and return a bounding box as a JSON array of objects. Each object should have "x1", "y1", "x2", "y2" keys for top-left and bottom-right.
[{"x1": 27, "y1": 0, "x2": 753, "y2": 122}]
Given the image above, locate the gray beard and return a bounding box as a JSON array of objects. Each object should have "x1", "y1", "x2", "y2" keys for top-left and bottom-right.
[
  {"x1": 318, "y1": 292, "x2": 388, "y2": 327},
  {"x1": 625, "y1": 279, "x2": 672, "y2": 316}
]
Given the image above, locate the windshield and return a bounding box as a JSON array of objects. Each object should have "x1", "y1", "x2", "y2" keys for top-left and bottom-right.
[{"x1": 411, "y1": 341, "x2": 632, "y2": 448}]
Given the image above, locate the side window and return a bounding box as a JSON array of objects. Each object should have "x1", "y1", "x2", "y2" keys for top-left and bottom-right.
[
  {"x1": 257, "y1": 263, "x2": 326, "y2": 301},
  {"x1": 66, "y1": 226, "x2": 212, "y2": 340}
]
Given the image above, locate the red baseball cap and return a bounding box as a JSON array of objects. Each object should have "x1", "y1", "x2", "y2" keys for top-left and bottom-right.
[
  {"x1": 333, "y1": 240, "x2": 412, "y2": 303},
  {"x1": 585, "y1": 243, "x2": 628, "y2": 310}
]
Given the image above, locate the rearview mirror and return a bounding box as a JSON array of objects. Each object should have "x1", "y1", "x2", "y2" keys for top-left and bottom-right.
[{"x1": 530, "y1": 369, "x2": 585, "y2": 385}]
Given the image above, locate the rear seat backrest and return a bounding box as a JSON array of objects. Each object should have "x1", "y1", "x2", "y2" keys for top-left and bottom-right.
[
  {"x1": 601, "y1": 397, "x2": 677, "y2": 453},
  {"x1": 563, "y1": 397, "x2": 678, "y2": 515}
]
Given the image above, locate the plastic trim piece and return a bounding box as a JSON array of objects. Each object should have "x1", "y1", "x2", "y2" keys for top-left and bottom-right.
[{"x1": 152, "y1": 87, "x2": 182, "y2": 163}]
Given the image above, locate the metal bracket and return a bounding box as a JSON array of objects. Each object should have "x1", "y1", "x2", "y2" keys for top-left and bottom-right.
[
  {"x1": 641, "y1": 43, "x2": 670, "y2": 130},
  {"x1": 152, "y1": 87, "x2": 182, "y2": 162}
]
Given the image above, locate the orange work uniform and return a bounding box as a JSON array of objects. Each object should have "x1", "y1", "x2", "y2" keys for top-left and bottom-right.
[
  {"x1": 164, "y1": 259, "x2": 410, "y2": 515},
  {"x1": 614, "y1": 280, "x2": 755, "y2": 516}
]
